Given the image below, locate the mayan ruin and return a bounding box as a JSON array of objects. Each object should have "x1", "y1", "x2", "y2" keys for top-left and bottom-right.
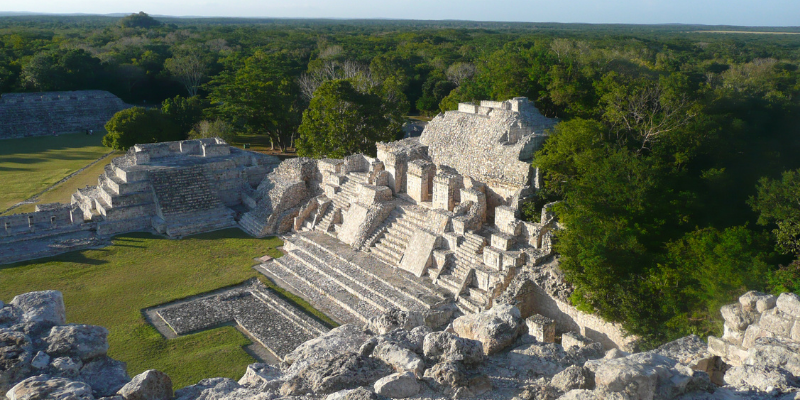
[{"x1": 0, "y1": 91, "x2": 130, "y2": 138}]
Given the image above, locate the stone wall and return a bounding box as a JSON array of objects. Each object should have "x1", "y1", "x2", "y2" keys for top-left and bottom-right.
[{"x1": 0, "y1": 90, "x2": 130, "y2": 139}]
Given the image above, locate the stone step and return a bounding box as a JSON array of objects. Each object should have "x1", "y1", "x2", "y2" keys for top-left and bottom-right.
[
  {"x1": 436, "y1": 275, "x2": 463, "y2": 296},
  {"x1": 290, "y1": 243, "x2": 426, "y2": 311},
  {"x1": 254, "y1": 263, "x2": 364, "y2": 326},
  {"x1": 295, "y1": 233, "x2": 444, "y2": 306},
  {"x1": 456, "y1": 295, "x2": 483, "y2": 314},
  {"x1": 258, "y1": 257, "x2": 378, "y2": 325},
  {"x1": 370, "y1": 244, "x2": 403, "y2": 265},
  {"x1": 288, "y1": 251, "x2": 390, "y2": 313}
]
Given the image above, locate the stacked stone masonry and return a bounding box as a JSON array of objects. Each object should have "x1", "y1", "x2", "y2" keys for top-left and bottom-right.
[{"x1": 0, "y1": 90, "x2": 131, "y2": 139}]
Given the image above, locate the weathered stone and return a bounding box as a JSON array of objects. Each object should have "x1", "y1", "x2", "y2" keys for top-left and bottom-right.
[
  {"x1": 740, "y1": 291, "x2": 778, "y2": 313},
  {"x1": 558, "y1": 389, "x2": 629, "y2": 400},
  {"x1": 422, "y1": 331, "x2": 484, "y2": 366},
  {"x1": 724, "y1": 364, "x2": 799, "y2": 392},
  {"x1": 423, "y1": 361, "x2": 465, "y2": 388},
  {"x1": 325, "y1": 387, "x2": 378, "y2": 400},
  {"x1": 777, "y1": 293, "x2": 800, "y2": 318},
  {"x1": 759, "y1": 308, "x2": 795, "y2": 337},
  {"x1": 284, "y1": 324, "x2": 371, "y2": 374},
  {"x1": 281, "y1": 352, "x2": 391, "y2": 396},
  {"x1": 516, "y1": 383, "x2": 560, "y2": 400},
  {"x1": 373, "y1": 372, "x2": 420, "y2": 399},
  {"x1": 373, "y1": 342, "x2": 425, "y2": 378},
  {"x1": 562, "y1": 332, "x2": 593, "y2": 350},
  {"x1": 654, "y1": 335, "x2": 715, "y2": 372},
  {"x1": 594, "y1": 352, "x2": 712, "y2": 400},
  {"x1": 116, "y1": 370, "x2": 172, "y2": 400},
  {"x1": 79, "y1": 356, "x2": 131, "y2": 397},
  {"x1": 238, "y1": 363, "x2": 284, "y2": 389},
  {"x1": 173, "y1": 377, "x2": 240, "y2": 400},
  {"x1": 46, "y1": 325, "x2": 109, "y2": 361},
  {"x1": 720, "y1": 303, "x2": 759, "y2": 331},
  {"x1": 745, "y1": 336, "x2": 800, "y2": 376},
  {"x1": 452, "y1": 304, "x2": 523, "y2": 355},
  {"x1": 467, "y1": 374, "x2": 492, "y2": 395},
  {"x1": 30, "y1": 351, "x2": 49, "y2": 370},
  {"x1": 0, "y1": 329, "x2": 32, "y2": 392},
  {"x1": 52, "y1": 357, "x2": 83, "y2": 378},
  {"x1": 742, "y1": 324, "x2": 774, "y2": 349},
  {"x1": 366, "y1": 309, "x2": 425, "y2": 335},
  {"x1": 526, "y1": 314, "x2": 556, "y2": 343},
  {"x1": 722, "y1": 323, "x2": 744, "y2": 346},
  {"x1": 6, "y1": 374, "x2": 94, "y2": 400},
  {"x1": 9, "y1": 291, "x2": 66, "y2": 330},
  {"x1": 0, "y1": 305, "x2": 21, "y2": 326},
  {"x1": 551, "y1": 365, "x2": 594, "y2": 392}
]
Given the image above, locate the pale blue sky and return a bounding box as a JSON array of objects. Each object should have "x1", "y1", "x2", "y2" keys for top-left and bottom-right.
[{"x1": 1, "y1": 0, "x2": 797, "y2": 26}]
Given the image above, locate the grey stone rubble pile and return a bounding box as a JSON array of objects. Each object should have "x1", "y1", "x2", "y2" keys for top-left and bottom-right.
[
  {"x1": 0, "y1": 91, "x2": 130, "y2": 139},
  {"x1": 11, "y1": 290, "x2": 800, "y2": 400},
  {"x1": 0, "y1": 290, "x2": 171, "y2": 400}
]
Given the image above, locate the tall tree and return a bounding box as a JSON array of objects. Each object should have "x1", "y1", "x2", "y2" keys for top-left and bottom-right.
[{"x1": 165, "y1": 52, "x2": 208, "y2": 97}]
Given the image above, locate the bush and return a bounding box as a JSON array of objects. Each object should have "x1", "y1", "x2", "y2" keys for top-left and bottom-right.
[
  {"x1": 188, "y1": 119, "x2": 238, "y2": 143},
  {"x1": 103, "y1": 107, "x2": 181, "y2": 151}
]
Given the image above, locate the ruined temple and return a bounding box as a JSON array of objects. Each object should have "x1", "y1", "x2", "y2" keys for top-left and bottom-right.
[
  {"x1": 0, "y1": 90, "x2": 130, "y2": 138},
  {"x1": 0, "y1": 97, "x2": 633, "y2": 354}
]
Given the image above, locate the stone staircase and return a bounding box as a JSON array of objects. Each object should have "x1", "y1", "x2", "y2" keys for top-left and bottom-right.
[
  {"x1": 149, "y1": 166, "x2": 236, "y2": 237},
  {"x1": 315, "y1": 172, "x2": 369, "y2": 235},
  {"x1": 367, "y1": 207, "x2": 428, "y2": 267},
  {"x1": 434, "y1": 232, "x2": 486, "y2": 299},
  {"x1": 256, "y1": 231, "x2": 446, "y2": 325}
]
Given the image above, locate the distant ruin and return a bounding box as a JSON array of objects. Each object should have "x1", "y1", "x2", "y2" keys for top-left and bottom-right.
[
  {"x1": 0, "y1": 97, "x2": 633, "y2": 352},
  {"x1": 0, "y1": 90, "x2": 130, "y2": 138}
]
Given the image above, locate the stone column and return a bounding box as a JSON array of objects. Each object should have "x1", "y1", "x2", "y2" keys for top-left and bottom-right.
[
  {"x1": 432, "y1": 172, "x2": 461, "y2": 211},
  {"x1": 406, "y1": 160, "x2": 436, "y2": 203},
  {"x1": 377, "y1": 149, "x2": 409, "y2": 195}
]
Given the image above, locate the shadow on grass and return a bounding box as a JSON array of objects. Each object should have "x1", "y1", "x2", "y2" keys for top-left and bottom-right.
[{"x1": 0, "y1": 247, "x2": 110, "y2": 271}]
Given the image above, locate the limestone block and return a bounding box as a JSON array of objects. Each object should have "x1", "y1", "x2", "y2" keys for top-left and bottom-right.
[
  {"x1": 202, "y1": 143, "x2": 230, "y2": 157},
  {"x1": 323, "y1": 183, "x2": 340, "y2": 198},
  {"x1": 357, "y1": 185, "x2": 393, "y2": 205},
  {"x1": 739, "y1": 291, "x2": 777, "y2": 313},
  {"x1": 743, "y1": 324, "x2": 774, "y2": 349},
  {"x1": 133, "y1": 150, "x2": 150, "y2": 165},
  {"x1": 720, "y1": 303, "x2": 759, "y2": 331},
  {"x1": 442, "y1": 232, "x2": 460, "y2": 251},
  {"x1": 327, "y1": 174, "x2": 346, "y2": 186},
  {"x1": 722, "y1": 323, "x2": 744, "y2": 346},
  {"x1": 501, "y1": 251, "x2": 525, "y2": 269},
  {"x1": 406, "y1": 160, "x2": 435, "y2": 203},
  {"x1": 562, "y1": 331, "x2": 593, "y2": 350},
  {"x1": 526, "y1": 314, "x2": 555, "y2": 343},
  {"x1": 758, "y1": 308, "x2": 794, "y2": 337},
  {"x1": 482, "y1": 247, "x2": 503, "y2": 270},
  {"x1": 792, "y1": 320, "x2": 800, "y2": 341},
  {"x1": 432, "y1": 172, "x2": 461, "y2": 211},
  {"x1": 491, "y1": 232, "x2": 514, "y2": 251},
  {"x1": 399, "y1": 228, "x2": 439, "y2": 277},
  {"x1": 776, "y1": 293, "x2": 800, "y2": 318},
  {"x1": 424, "y1": 209, "x2": 451, "y2": 234},
  {"x1": 179, "y1": 140, "x2": 200, "y2": 154},
  {"x1": 707, "y1": 336, "x2": 727, "y2": 358},
  {"x1": 494, "y1": 205, "x2": 521, "y2": 235},
  {"x1": 451, "y1": 217, "x2": 467, "y2": 235},
  {"x1": 460, "y1": 188, "x2": 486, "y2": 222},
  {"x1": 458, "y1": 102, "x2": 479, "y2": 113}
]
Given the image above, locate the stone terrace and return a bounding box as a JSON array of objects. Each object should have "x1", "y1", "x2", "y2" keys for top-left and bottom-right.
[
  {"x1": 0, "y1": 90, "x2": 130, "y2": 139},
  {"x1": 150, "y1": 279, "x2": 329, "y2": 360},
  {"x1": 256, "y1": 230, "x2": 447, "y2": 325}
]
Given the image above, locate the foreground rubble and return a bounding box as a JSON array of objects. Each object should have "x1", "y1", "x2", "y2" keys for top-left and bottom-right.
[{"x1": 3, "y1": 290, "x2": 800, "y2": 399}]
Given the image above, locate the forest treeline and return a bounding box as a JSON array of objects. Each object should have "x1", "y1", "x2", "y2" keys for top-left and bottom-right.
[{"x1": 1, "y1": 13, "x2": 799, "y2": 346}]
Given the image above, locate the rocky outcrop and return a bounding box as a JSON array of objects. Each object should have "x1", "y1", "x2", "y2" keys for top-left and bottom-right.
[{"x1": 6, "y1": 289, "x2": 800, "y2": 400}]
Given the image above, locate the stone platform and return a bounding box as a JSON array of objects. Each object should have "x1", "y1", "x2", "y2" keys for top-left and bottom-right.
[{"x1": 148, "y1": 278, "x2": 329, "y2": 360}]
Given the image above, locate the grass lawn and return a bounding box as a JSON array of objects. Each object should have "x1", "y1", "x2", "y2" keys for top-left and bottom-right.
[
  {"x1": 0, "y1": 133, "x2": 111, "y2": 213},
  {"x1": 0, "y1": 228, "x2": 332, "y2": 388}
]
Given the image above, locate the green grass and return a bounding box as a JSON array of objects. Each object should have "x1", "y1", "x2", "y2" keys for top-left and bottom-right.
[
  {"x1": 0, "y1": 133, "x2": 111, "y2": 213},
  {"x1": 0, "y1": 229, "x2": 331, "y2": 388}
]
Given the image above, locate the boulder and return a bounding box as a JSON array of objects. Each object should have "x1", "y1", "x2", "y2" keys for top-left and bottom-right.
[
  {"x1": 284, "y1": 324, "x2": 371, "y2": 374},
  {"x1": 325, "y1": 387, "x2": 378, "y2": 400},
  {"x1": 594, "y1": 352, "x2": 713, "y2": 400},
  {"x1": 0, "y1": 305, "x2": 22, "y2": 326},
  {"x1": 52, "y1": 357, "x2": 83, "y2": 379},
  {"x1": 117, "y1": 370, "x2": 172, "y2": 400},
  {"x1": 452, "y1": 304, "x2": 523, "y2": 355},
  {"x1": 367, "y1": 309, "x2": 425, "y2": 335},
  {"x1": 9, "y1": 291, "x2": 66, "y2": 330},
  {"x1": 723, "y1": 364, "x2": 799, "y2": 392},
  {"x1": 79, "y1": 356, "x2": 131, "y2": 397},
  {"x1": 745, "y1": 336, "x2": 800, "y2": 376},
  {"x1": 776, "y1": 293, "x2": 800, "y2": 318},
  {"x1": 373, "y1": 342, "x2": 425, "y2": 377},
  {"x1": 517, "y1": 383, "x2": 561, "y2": 400},
  {"x1": 30, "y1": 352, "x2": 50, "y2": 370},
  {"x1": 173, "y1": 377, "x2": 240, "y2": 400},
  {"x1": 0, "y1": 329, "x2": 33, "y2": 392},
  {"x1": 423, "y1": 361, "x2": 465, "y2": 388},
  {"x1": 551, "y1": 366, "x2": 594, "y2": 392},
  {"x1": 720, "y1": 303, "x2": 759, "y2": 331},
  {"x1": 739, "y1": 291, "x2": 778, "y2": 313},
  {"x1": 6, "y1": 374, "x2": 94, "y2": 400},
  {"x1": 46, "y1": 325, "x2": 109, "y2": 361},
  {"x1": 654, "y1": 335, "x2": 715, "y2": 373},
  {"x1": 562, "y1": 332, "x2": 593, "y2": 350},
  {"x1": 238, "y1": 363, "x2": 285, "y2": 389},
  {"x1": 422, "y1": 331, "x2": 484, "y2": 366},
  {"x1": 281, "y1": 352, "x2": 392, "y2": 396},
  {"x1": 558, "y1": 389, "x2": 629, "y2": 400},
  {"x1": 373, "y1": 372, "x2": 420, "y2": 399}
]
